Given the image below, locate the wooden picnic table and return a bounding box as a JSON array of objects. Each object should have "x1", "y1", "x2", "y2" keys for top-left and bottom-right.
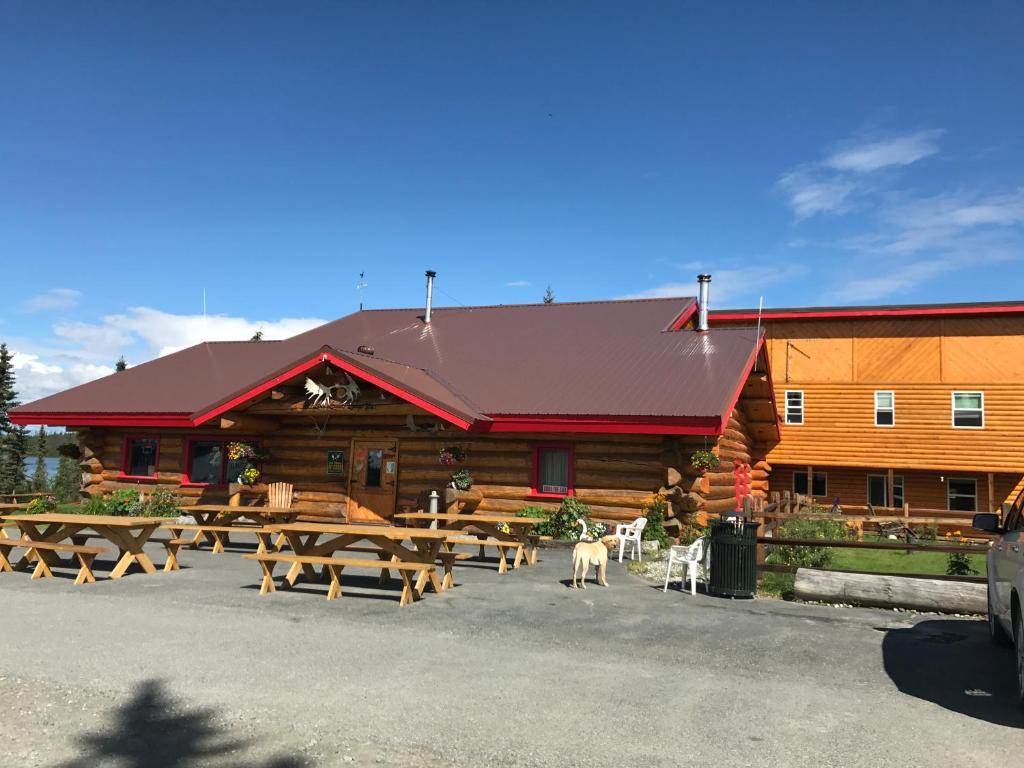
[
  {"x1": 0, "y1": 513, "x2": 175, "y2": 579},
  {"x1": 264, "y1": 522, "x2": 457, "y2": 596},
  {"x1": 0, "y1": 503, "x2": 29, "y2": 512},
  {"x1": 395, "y1": 511, "x2": 542, "y2": 567},
  {"x1": 178, "y1": 505, "x2": 302, "y2": 548}
]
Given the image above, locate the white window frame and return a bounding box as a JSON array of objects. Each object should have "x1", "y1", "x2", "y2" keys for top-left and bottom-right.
[
  {"x1": 951, "y1": 391, "x2": 984, "y2": 429},
  {"x1": 792, "y1": 470, "x2": 827, "y2": 498},
  {"x1": 866, "y1": 474, "x2": 904, "y2": 509},
  {"x1": 947, "y1": 477, "x2": 978, "y2": 512},
  {"x1": 874, "y1": 390, "x2": 895, "y2": 428},
  {"x1": 784, "y1": 390, "x2": 804, "y2": 425}
]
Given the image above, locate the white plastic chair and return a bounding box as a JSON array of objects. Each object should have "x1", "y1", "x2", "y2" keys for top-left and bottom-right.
[
  {"x1": 663, "y1": 537, "x2": 707, "y2": 596},
  {"x1": 615, "y1": 517, "x2": 648, "y2": 562}
]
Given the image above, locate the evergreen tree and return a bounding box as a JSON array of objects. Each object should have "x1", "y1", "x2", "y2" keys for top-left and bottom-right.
[
  {"x1": 250, "y1": 329, "x2": 264, "y2": 341},
  {"x1": 0, "y1": 343, "x2": 22, "y2": 494},
  {"x1": 52, "y1": 455, "x2": 81, "y2": 503},
  {"x1": 115, "y1": 355, "x2": 128, "y2": 372},
  {"x1": 543, "y1": 286, "x2": 555, "y2": 304},
  {"x1": 32, "y1": 425, "x2": 49, "y2": 492}
]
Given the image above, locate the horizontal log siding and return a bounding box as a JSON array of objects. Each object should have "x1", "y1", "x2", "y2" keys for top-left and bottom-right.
[
  {"x1": 768, "y1": 464, "x2": 1020, "y2": 514},
  {"x1": 76, "y1": 424, "x2": 685, "y2": 523},
  {"x1": 765, "y1": 382, "x2": 1024, "y2": 473}
]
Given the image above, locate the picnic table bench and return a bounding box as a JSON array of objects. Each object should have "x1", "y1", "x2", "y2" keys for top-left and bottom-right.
[
  {"x1": 0, "y1": 535, "x2": 109, "y2": 585},
  {"x1": 176, "y1": 505, "x2": 301, "y2": 550},
  {"x1": 395, "y1": 512, "x2": 542, "y2": 572},
  {"x1": 260, "y1": 522, "x2": 459, "y2": 600},
  {"x1": 242, "y1": 552, "x2": 439, "y2": 606},
  {"x1": 0, "y1": 513, "x2": 175, "y2": 579}
]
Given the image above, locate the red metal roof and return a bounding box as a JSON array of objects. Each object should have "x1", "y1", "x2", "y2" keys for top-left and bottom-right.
[{"x1": 11, "y1": 296, "x2": 772, "y2": 434}]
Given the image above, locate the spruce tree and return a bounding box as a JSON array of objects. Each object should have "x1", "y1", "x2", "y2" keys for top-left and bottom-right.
[
  {"x1": 32, "y1": 425, "x2": 49, "y2": 492},
  {"x1": 7, "y1": 424, "x2": 29, "y2": 493},
  {"x1": 115, "y1": 355, "x2": 128, "y2": 372},
  {"x1": 52, "y1": 456, "x2": 81, "y2": 503},
  {"x1": 543, "y1": 286, "x2": 555, "y2": 304},
  {"x1": 0, "y1": 343, "x2": 21, "y2": 494}
]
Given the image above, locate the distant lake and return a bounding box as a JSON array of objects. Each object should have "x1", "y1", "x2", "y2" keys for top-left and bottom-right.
[{"x1": 24, "y1": 456, "x2": 61, "y2": 479}]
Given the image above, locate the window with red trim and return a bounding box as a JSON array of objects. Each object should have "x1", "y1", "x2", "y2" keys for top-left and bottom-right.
[
  {"x1": 184, "y1": 438, "x2": 256, "y2": 485},
  {"x1": 121, "y1": 436, "x2": 160, "y2": 479},
  {"x1": 530, "y1": 444, "x2": 574, "y2": 498}
]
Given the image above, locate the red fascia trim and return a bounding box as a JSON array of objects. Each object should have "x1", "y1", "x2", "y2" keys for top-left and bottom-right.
[
  {"x1": 192, "y1": 352, "x2": 475, "y2": 431},
  {"x1": 529, "y1": 443, "x2": 576, "y2": 500},
  {"x1": 474, "y1": 415, "x2": 722, "y2": 435},
  {"x1": 666, "y1": 303, "x2": 698, "y2": 331},
  {"x1": 718, "y1": 336, "x2": 781, "y2": 438},
  {"x1": 119, "y1": 434, "x2": 162, "y2": 481},
  {"x1": 9, "y1": 412, "x2": 193, "y2": 427},
  {"x1": 709, "y1": 305, "x2": 1024, "y2": 322}
]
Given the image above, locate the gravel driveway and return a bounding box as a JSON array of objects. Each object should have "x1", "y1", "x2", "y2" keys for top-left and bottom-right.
[{"x1": 1, "y1": 535, "x2": 1020, "y2": 767}]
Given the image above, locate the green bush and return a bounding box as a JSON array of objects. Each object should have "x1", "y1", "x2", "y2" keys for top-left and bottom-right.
[
  {"x1": 81, "y1": 495, "x2": 109, "y2": 515},
  {"x1": 677, "y1": 517, "x2": 708, "y2": 546},
  {"x1": 107, "y1": 488, "x2": 143, "y2": 516},
  {"x1": 515, "y1": 506, "x2": 553, "y2": 536},
  {"x1": 25, "y1": 496, "x2": 57, "y2": 514},
  {"x1": 640, "y1": 495, "x2": 671, "y2": 547},
  {"x1": 765, "y1": 517, "x2": 850, "y2": 570},
  {"x1": 913, "y1": 524, "x2": 938, "y2": 541},
  {"x1": 136, "y1": 488, "x2": 179, "y2": 518},
  {"x1": 946, "y1": 550, "x2": 977, "y2": 576}
]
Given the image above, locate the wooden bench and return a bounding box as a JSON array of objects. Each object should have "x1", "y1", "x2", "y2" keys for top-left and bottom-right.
[
  {"x1": 165, "y1": 524, "x2": 253, "y2": 555},
  {"x1": 445, "y1": 536, "x2": 527, "y2": 573},
  {"x1": 242, "y1": 552, "x2": 439, "y2": 607},
  {"x1": 0, "y1": 536, "x2": 109, "y2": 585},
  {"x1": 71, "y1": 532, "x2": 187, "y2": 572}
]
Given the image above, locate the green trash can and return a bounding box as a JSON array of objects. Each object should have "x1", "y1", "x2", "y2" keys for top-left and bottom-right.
[{"x1": 708, "y1": 519, "x2": 758, "y2": 598}]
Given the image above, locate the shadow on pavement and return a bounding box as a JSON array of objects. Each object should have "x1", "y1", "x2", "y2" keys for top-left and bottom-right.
[
  {"x1": 880, "y1": 619, "x2": 1024, "y2": 728},
  {"x1": 52, "y1": 679, "x2": 308, "y2": 768}
]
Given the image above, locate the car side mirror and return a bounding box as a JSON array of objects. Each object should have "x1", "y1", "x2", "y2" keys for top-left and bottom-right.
[{"x1": 972, "y1": 512, "x2": 1002, "y2": 533}]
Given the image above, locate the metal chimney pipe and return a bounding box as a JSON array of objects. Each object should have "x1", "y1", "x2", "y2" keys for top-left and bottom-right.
[
  {"x1": 424, "y1": 270, "x2": 436, "y2": 323},
  {"x1": 697, "y1": 273, "x2": 711, "y2": 331}
]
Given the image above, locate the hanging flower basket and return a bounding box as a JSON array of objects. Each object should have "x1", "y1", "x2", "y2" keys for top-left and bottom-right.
[
  {"x1": 438, "y1": 446, "x2": 467, "y2": 466},
  {"x1": 690, "y1": 449, "x2": 720, "y2": 474},
  {"x1": 450, "y1": 469, "x2": 474, "y2": 491}
]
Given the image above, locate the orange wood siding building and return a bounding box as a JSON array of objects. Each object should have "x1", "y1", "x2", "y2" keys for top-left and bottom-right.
[{"x1": 711, "y1": 304, "x2": 1024, "y2": 513}]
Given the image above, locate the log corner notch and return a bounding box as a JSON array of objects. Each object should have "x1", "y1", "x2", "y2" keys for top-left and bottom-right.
[{"x1": 218, "y1": 412, "x2": 280, "y2": 432}]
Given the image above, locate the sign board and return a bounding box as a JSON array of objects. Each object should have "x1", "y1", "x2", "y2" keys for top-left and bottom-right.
[{"x1": 326, "y1": 449, "x2": 346, "y2": 476}]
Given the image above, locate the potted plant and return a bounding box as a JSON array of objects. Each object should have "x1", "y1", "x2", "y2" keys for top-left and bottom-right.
[
  {"x1": 227, "y1": 441, "x2": 265, "y2": 494},
  {"x1": 450, "y1": 469, "x2": 474, "y2": 491},
  {"x1": 438, "y1": 446, "x2": 467, "y2": 466},
  {"x1": 690, "y1": 449, "x2": 720, "y2": 474}
]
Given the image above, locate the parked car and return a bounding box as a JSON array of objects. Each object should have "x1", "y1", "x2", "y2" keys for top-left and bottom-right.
[{"x1": 973, "y1": 507, "x2": 1024, "y2": 706}]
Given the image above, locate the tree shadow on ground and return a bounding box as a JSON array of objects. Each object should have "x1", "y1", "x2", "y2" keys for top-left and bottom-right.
[
  {"x1": 880, "y1": 619, "x2": 1024, "y2": 728},
  {"x1": 53, "y1": 679, "x2": 308, "y2": 768}
]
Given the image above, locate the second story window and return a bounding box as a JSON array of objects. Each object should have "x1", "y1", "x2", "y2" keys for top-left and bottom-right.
[
  {"x1": 874, "y1": 391, "x2": 895, "y2": 427},
  {"x1": 952, "y1": 391, "x2": 984, "y2": 429},
  {"x1": 784, "y1": 390, "x2": 804, "y2": 425}
]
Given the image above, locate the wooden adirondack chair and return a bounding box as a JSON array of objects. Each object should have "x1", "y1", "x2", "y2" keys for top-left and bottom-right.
[{"x1": 267, "y1": 482, "x2": 293, "y2": 550}]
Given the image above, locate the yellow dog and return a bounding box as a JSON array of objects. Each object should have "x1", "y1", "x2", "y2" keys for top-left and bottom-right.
[{"x1": 571, "y1": 518, "x2": 618, "y2": 588}]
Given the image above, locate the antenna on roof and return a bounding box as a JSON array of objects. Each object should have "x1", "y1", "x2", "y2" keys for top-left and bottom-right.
[{"x1": 356, "y1": 272, "x2": 367, "y2": 311}]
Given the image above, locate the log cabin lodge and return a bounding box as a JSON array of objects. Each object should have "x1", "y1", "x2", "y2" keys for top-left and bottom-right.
[{"x1": 10, "y1": 272, "x2": 1024, "y2": 527}]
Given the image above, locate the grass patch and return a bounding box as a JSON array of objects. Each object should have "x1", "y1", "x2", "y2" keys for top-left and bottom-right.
[
  {"x1": 827, "y1": 545, "x2": 984, "y2": 576},
  {"x1": 758, "y1": 573, "x2": 795, "y2": 599}
]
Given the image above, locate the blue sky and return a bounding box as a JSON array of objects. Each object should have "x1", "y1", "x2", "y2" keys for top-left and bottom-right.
[{"x1": 1, "y1": 2, "x2": 1023, "y2": 402}]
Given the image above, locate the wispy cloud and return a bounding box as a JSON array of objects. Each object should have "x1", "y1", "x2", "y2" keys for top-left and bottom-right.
[
  {"x1": 824, "y1": 129, "x2": 943, "y2": 173},
  {"x1": 10, "y1": 307, "x2": 326, "y2": 403},
  {"x1": 777, "y1": 128, "x2": 943, "y2": 219},
  {"x1": 620, "y1": 265, "x2": 807, "y2": 307},
  {"x1": 504, "y1": 280, "x2": 531, "y2": 288},
  {"x1": 18, "y1": 288, "x2": 81, "y2": 313}
]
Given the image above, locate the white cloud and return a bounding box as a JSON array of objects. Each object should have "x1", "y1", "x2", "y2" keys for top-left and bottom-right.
[
  {"x1": 824, "y1": 129, "x2": 943, "y2": 173},
  {"x1": 777, "y1": 128, "x2": 943, "y2": 219},
  {"x1": 504, "y1": 280, "x2": 531, "y2": 288},
  {"x1": 18, "y1": 288, "x2": 81, "y2": 313},
  {"x1": 9, "y1": 307, "x2": 326, "y2": 405},
  {"x1": 620, "y1": 265, "x2": 807, "y2": 307},
  {"x1": 10, "y1": 351, "x2": 114, "y2": 404}
]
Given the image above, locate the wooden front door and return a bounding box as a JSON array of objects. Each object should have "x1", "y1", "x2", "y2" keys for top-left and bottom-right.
[{"x1": 347, "y1": 439, "x2": 399, "y2": 524}]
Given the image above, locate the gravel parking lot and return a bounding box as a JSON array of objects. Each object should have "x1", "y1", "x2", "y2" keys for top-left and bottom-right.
[{"x1": 1, "y1": 535, "x2": 1021, "y2": 767}]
